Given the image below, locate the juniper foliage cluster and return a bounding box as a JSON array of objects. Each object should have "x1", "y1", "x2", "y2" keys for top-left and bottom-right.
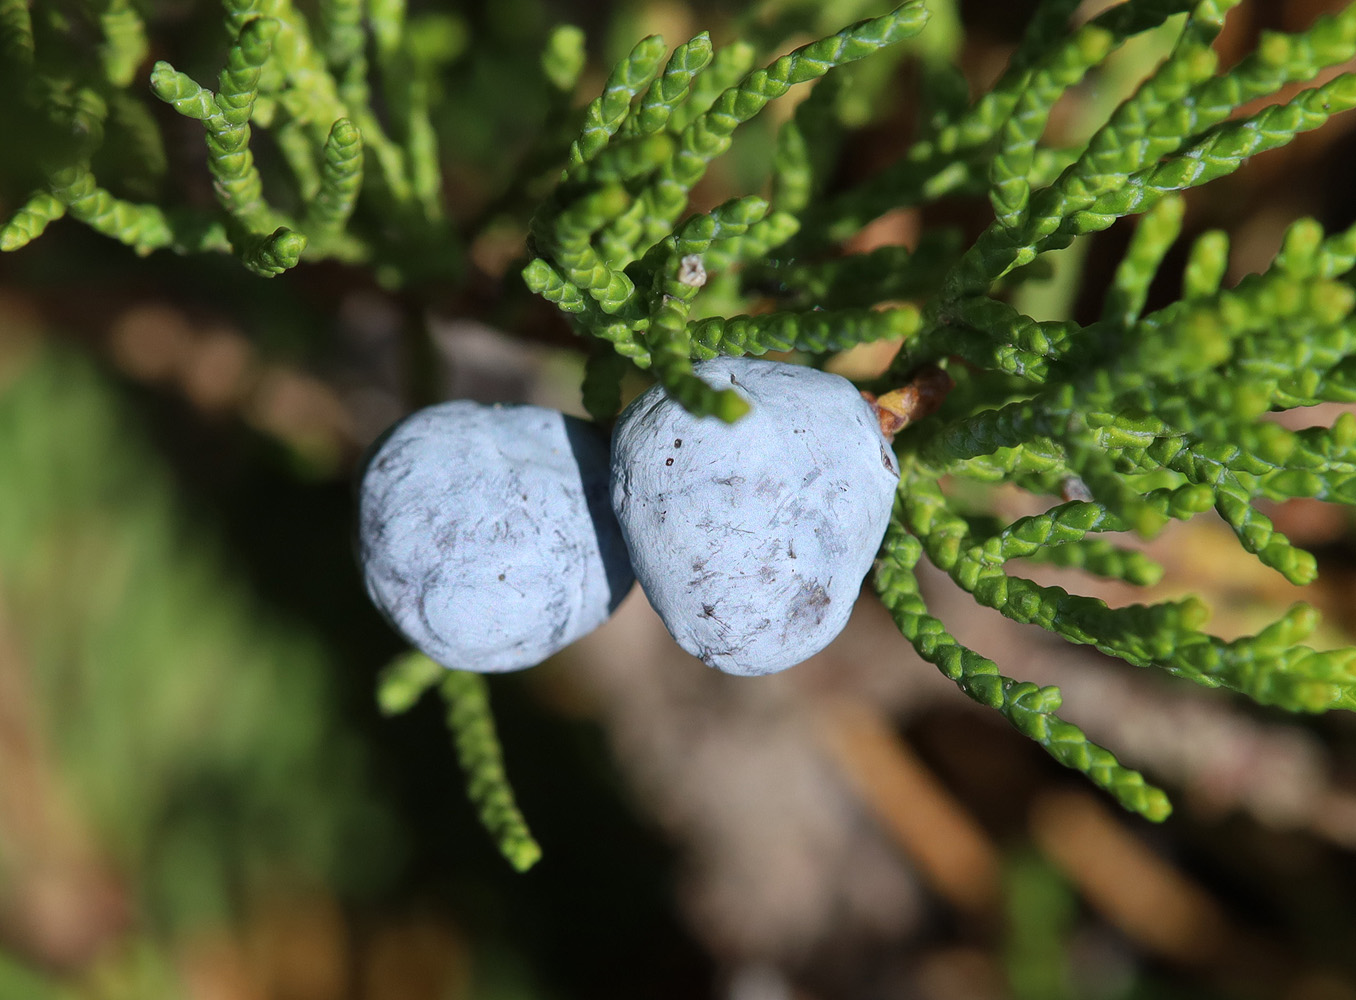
[
  {"x1": 526, "y1": 0, "x2": 1356, "y2": 829},
  {"x1": 8, "y1": 0, "x2": 1356, "y2": 862}
]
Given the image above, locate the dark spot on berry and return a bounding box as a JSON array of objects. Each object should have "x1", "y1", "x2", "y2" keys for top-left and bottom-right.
[
  {"x1": 665, "y1": 457, "x2": 674, "y2": 466},
  {"x1": 788, "y1": 581, "x2": 831, "y2": 626},
  {"x1": 498, "y1": 573, "x2": 506, "y2": 581},
  {"x1": 674, "y1": 439, "x2": 682, "y2": 448}
]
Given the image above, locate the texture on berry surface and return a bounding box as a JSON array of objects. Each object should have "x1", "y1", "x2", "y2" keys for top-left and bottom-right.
[
  {"x1": 360, "y1": 402, "x2": 634, "y2": 672},
  {"x1": 611, "y1": 357, "x2": 900, "y2": 675}
]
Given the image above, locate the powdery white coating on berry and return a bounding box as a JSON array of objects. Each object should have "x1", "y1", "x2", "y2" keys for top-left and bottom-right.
[
  {"x1": 611, "y1": 357, "x2": 900, "y2": 676},
  {"x1": 359, "y1": 401, "x2": 634, "y2": 672}
]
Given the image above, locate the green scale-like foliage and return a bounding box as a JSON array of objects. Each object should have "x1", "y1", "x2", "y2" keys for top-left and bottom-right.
[
  {"x1": 527, "y1": 0, "x2": 1356, "y2": 826},
  {"x1": 0, "y1": 0, "x2": 455, "y2": 278},
  {"x1": 378, "y1": 654, "x2": 542, "y2": 872},
  {"x1": 523, "y1": 2, "x2": 932, "y2": 422},
  {"x1": 11, "y1": 0, "x2": 1356, "y2": 852}
]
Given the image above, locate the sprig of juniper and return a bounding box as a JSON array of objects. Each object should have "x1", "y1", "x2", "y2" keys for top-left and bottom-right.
[
  {"x1": 1, "y1": 0, "x2": 459, "y2": 280},
  {"x1": 534, "y1": 0, "x2": 1356, "y2": 823},
  {"x1": 523, "y1": 2, "x2": 932, "y2": 422},
  {"x1": 377, "y1": 652, "x2": 541, "y2": 872},
  {"x1": 874, "y1": 522, "x2": 1173, "y2": 821},
  {"x1": 14, "y1": 0, "x2": 1356, "y2": 842}
]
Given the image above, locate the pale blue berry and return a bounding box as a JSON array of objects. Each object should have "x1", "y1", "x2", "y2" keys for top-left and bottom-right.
[
  {"x1": 611, "y1": 357, "x2": 900, "y2": 676},
  {"x1": 359, "y1": 402, "x2": 634, "y2": 672}
]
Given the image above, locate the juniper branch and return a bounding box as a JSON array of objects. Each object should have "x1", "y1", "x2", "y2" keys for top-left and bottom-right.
[
  {"x1": 441, "y1": 670, "x2": 542, "y2": 873},
  {"x1": 874, "y1": 522, "x2": 1172, "y2": 821}
]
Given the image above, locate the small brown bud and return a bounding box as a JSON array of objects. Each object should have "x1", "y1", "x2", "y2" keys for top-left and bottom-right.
[{"x1": 863, "y1": 365, "x2": 954, "y2": 440}]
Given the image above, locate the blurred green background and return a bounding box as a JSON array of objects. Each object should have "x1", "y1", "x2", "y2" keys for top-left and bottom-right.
[{"x1": 6, "y1": 1, "x2": 1356, "y2": 998}]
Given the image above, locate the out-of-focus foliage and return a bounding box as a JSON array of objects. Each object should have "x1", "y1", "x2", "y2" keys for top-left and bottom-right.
[{"x1": 0, "y1": 345, "x2": 395, "y2": 991}]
